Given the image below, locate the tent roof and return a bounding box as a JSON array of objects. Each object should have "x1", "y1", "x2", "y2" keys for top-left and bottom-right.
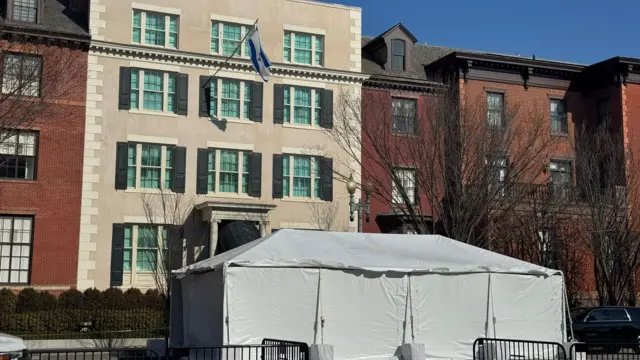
[{"x1": 174, "y1": 230, "x2": 560, "y2": 277}]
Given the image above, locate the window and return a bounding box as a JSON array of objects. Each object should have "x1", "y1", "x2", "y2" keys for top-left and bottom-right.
[
  {"x1": 132, "y1": 10, "x2": 178, "y2": 48},
  {"x1": 283, "y1": 32, "x2": 324, "y2": 66},
  {"x1": 123, "y1": 224, "x2": 167, "y2": 272},
  {"x1": 597, "y1": 98, "x2": 611, "y2": 128},
  {"x1": 130, "y1": 69, "x2": 176, "y2": 113},
  {"x1": 392, "y1": 98, "x2": 417, "y2": 134},
  {"x1": 0, "y1": 131, "x2": 37, "y2": 180},
  {"x1": 10, "y1": 0, "x2": 38, "y2": 23},
  {"x1": 586, "y1": 309, "x2": 629, "y2": 322},
  {"x1": 282, "y1": 86, "x2": 322, "y2": 126},
  {"x1": 391, "y1": 39, "x2": 405, "y2": 71},
  {"x1": 126, "y1": 143, "x2": 174, "y2": 190},
  {"x1": 206, "y1": 149, "x2": 251, "y2": 195},
  {"x1": 487, "y1": 92, "x2": 504, "y2": 128},
  {"x1": 209, "y1": 78, "x2": 253, "y2": 119},
  {"x1": 550, "y1": 99, "x2": 568, "y2": 134},
  {"x1": 211, "y1": 22, "x2": 252, "y2": 57},
  {"x1": 392, "y1": 168, "x2": 416, "y2": 204},
  {"x1": 0, "y1": 216, "x2": 32, "y2": 284},
  {"x1": 549, "y1": 160, "x2": 572, "y2": 185},
  {"x1": 282, "y1": 155, "x2": 322, "y2": 198},
  {"x1": 2, "y1": 54, "x2": 41, "y2": 97}
]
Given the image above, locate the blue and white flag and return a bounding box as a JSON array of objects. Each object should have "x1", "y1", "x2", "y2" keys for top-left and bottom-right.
[{"x1": 248, "y1": 25, "x2": 271, "y2": 82}]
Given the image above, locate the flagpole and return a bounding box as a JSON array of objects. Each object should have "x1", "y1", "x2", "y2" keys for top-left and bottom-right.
[{"x1": 211, "y1": 18, "x2": 259, "y2": 78}]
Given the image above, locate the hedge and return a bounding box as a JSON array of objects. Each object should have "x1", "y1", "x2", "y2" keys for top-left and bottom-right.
[{"x1": 0, "y1": 287, "x2": 168, "y2": 339}]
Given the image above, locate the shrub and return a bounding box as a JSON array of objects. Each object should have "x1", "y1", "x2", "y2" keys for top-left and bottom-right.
[
  {"x1": 40, "y1": 291, "x2": 58, "y2": 310},
  {"x1": 0, "y1": 288, "x2": 16, "y2": 313},
  {"x1": 58, "y1": 289, "x2": 84, "y2": 309},
  {"x1": 123, "y1": 288, "x2": 144, "y2": 309},
  {"x1": 102, "y1": 287, "x2": 124, "y2": 309},
  {"x1": 16, "y1": 288, "x2": 42, "y2": 312},
  {"x1": 83, "y1": 288, "x2": 102, "y2": 310},
  {"x1": 143, "y1": 289, "x2": 165, "y2": 310}
]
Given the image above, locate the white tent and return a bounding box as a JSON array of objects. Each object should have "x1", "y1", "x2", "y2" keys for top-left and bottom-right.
[{"x1": 170, "y1": 230, "x2": 567, "y2": 360}]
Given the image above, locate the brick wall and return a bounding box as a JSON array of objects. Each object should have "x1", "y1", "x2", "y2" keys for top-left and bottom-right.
[{"x1": 0, "y1": 44, "x2": 88, "y2": 288}]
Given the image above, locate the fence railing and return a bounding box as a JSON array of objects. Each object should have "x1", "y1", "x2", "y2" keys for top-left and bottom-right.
[
  {"x1": 0, "y1": 308, "x2": 168, "y2": 340},
  {"x1": 16, "y1": 348, "x2": 161, "y2": 360},
  {"x1": 170, "y1": 342, "x2": 309, "y2": 360},
  {"x1": 473, "y1": 338, "x2": 566, "y2": 360}
]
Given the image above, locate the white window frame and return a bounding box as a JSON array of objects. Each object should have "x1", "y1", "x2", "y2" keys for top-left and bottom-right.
[
  {"x1": 283, "y1": 154, "x2": 322, "y2": 199},
  {"x1": 130, "y1": 69, "x2": 175, "y2": 114},
  {"x1": 283, "y1": 86, "x2": 322, "y2": 127},
  {"x1": 207, "y1": 148, "x2": 251, "y2": 195},
  {"x1": 211, "y1": 21, "x2": 251, "y2": 58},
  {"x1": 0, "y1": 130, "x2": 38, "y2": 180},
  {"x1": 210, "y1": 78, "x2": 252, "y2": 120},
  {"x1": 123, "y1": 224, "x2": 167, "y2": 276},
  {"x1": 132, "y1": 9, "x2": 178, "y2": 49},
  {"x1": 392, "y1": 168, "x2": 416, "y2": 205},
  {"x1": 284, "y1": 31, "x2": 324, "y2": 67},
  {"x1": 127, "y1": 143, "x2": 174, "y2": 190},
  {"x1": 0, "y1": 215, "x2": 32, "y2": 285}
]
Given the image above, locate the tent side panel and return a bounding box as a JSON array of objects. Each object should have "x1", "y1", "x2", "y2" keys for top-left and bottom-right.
[
  {"x1": 226, "y1": 267, "x2": 319, "y2": 344},
  {"x1": 320, "y1": 270, "x2": 406, "y2": 360},
  {"x1": 412, "y1": 273, "x2": 490, "y2": 360},
  {"x1": 181, "y1": 269, "x2": 225, "y2": 346},
  {"x1": 490, "y1": 273, "x2": 564, "y2": 343}
]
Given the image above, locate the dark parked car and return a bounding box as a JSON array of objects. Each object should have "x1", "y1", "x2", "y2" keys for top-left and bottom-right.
[{"x1": 571, "y1": 306, "x2": 640, "y2": 353}]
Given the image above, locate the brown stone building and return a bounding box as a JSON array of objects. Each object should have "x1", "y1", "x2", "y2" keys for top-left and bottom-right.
[
  {"x1": 0, "y1": 0, "x2": 90, "y2": 289},
  {"x1": 359, "y1": 23, "x2": 640, "y2": 303}
]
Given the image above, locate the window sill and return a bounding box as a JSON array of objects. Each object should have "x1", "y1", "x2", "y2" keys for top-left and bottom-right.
[
  {"x1": 211, "y1": 52, "x2": 250, "y2": 60},
  {"x1": 391, "y1": 132, "x2": 418, "y2": 137},
  {"x1": 282, "y1": 123, "x2": 324, "y2": 131},
  {"x1": 283, "y1": 61, "x2": 324, "y2": 69},
  {"x1": 129, "y1": 110, "x2": 178, "y2": 118},
  {"x1": 225, "y1": 117, "x2": 254, "y2": 124},
  {"x1": 551, "y1": 131, "x2": 569, "y2": 137},
  {"x1": 0, "y1": 178, "x2": 37, "y2": 184},
  {"x1": 204, "y1": 193, "x2": 254, "y2": 200},
  {"x1": 281, "y1": 197, "x2": 324, "y2": 203},
  {"x1": 124, "y1": 188, "x2": 176, "y2": 194},
  {"x1": 131, "y1": 42, "x2": 177, "y2": 51}
]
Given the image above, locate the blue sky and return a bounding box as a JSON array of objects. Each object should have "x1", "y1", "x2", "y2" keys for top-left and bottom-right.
[{"x1": 320, "y1": 0, "x2": 640, "y2": 65}]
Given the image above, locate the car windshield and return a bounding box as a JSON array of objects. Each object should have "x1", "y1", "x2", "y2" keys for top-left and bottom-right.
[{"x1": 571, "y1": 308, "x2": 591, "y2": 322}]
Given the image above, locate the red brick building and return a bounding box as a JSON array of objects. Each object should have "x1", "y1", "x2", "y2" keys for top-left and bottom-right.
[
  {"x1": 360, "y1": 23, "x2": 640, "y2": 303},
  {"x1": 0, "y1": 0, "x2": 90, "y2": 289}
]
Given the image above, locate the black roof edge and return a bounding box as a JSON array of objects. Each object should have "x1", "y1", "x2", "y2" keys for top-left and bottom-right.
[
  {"x1": 2, "y1": 25, "x2": 91, "y2": 44},
  {"x1": 426, "y1": 51, "x2": 585, "y2": 73}
]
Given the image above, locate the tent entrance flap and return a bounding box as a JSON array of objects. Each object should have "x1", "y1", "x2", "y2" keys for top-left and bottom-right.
[{"x1": 313, "y1": 268, "x2": 324, "y2": 345}]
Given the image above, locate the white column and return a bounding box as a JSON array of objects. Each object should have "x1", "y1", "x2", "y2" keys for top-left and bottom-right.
[
  {"x1": 210, "y1": 219, "x2": 220, "y2": 257},
  {"x1": 259, "y1": 221, "x2": 267, "y2": 237}
]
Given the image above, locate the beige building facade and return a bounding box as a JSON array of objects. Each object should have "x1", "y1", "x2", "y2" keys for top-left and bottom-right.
[{"x1": 79, "y1": 0, "x2": 365, "y2": 289}]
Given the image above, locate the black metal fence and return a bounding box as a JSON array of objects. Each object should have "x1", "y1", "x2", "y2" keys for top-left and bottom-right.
[
  {"x1": 0, "y1": 308, "x2": 168, "y2": 340},
  {"x1": 168, "y1": 340, "x2": 309, "y2": 360},
  {"x1": 13, "y1": 348, "x2": 161, "y2": 360},
  {"x1": 474, "y1": 338, "x2": 566, "y2": 360}
]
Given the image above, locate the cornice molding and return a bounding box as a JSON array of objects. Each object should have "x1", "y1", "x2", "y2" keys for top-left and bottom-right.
[
  {"x1": 363, "y1": 75, "x2": 444, "y2": 93},
  {"x1": 90, "y1": 40, "x2": 369, "y2": 84}
]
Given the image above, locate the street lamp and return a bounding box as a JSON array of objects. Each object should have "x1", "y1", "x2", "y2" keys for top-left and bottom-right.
[{"x1": 346, "y1": 174, "x2": 374, "y2": 232}]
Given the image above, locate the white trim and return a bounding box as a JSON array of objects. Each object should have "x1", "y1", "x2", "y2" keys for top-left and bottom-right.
[
  {"x1": 281, "y1": 197, "x2": 325, "y2": 203},
  {"x1": 210, "y1": 69, "x2": 257, "y2": 81},
  {"x1": 132, "y1": 3, "x2": 181, "y2": 15},
  {"x1": 279, "y1": 222, "x2": 316, "y2": 229},
  {"x1": 210, "y1": 13, "x2": 255, "y2": 25},
  {"x1": 286, "y1": 0, "x2": 360, "y2": 11},
  {"x1": 129, "y1": 110, "x2": 178, "y2": 118},
  {"x1": 127, "y1": 134, "x2": 178, "y2": 145},
  {"x1": 123, "y1": 215, "x2": 164, "y2": 224},
  {"x1": 281, "y1": 78, "x2": 326, "y2": 88},
  {"x1": 283, "y1": 24, "x2": 326, "y2": 36},
  {"x1": 282, "y1": 124, "x2": 325, "y2": 131},
  {"x1": 130, "y1": 60, "x2": 180, "y2": 72},
  {"x1": 207, "y1": 141, "x2": 254, "y2": 151},
  {"x1": 281, "y1": 147, "x2": 324, "y2": 156}
]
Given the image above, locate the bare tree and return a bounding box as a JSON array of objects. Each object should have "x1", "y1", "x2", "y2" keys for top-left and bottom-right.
[
  {"x1": 330, "y1": 82, "x2": 563, "y2": 245},
  {"x1": 308, "y1": 201, "x2": 341, "y2": 231},
  {"x1": 139, "y1": 189, "x2": 196, "y2": 297},
  {"x1": 573, "y1": 124, "x2": 640, "y2": 306},
  {"x1": 0, "y1": 38, "x2": 87, "y2": 144}
]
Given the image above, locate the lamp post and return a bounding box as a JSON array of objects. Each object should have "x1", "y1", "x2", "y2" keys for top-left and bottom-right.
[{"x1": 346, "y1": 174, "x2": 374, "y2": 233}]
